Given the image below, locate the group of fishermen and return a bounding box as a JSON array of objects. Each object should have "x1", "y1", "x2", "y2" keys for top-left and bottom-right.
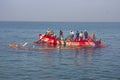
[{"x1": 45, "y1": 28, "x2": 96, "y2": 42}]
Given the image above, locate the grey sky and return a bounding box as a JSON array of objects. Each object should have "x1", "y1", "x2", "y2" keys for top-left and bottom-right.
[{"x1": 0, "y1": 0, "x2": 120, "y2": 22}]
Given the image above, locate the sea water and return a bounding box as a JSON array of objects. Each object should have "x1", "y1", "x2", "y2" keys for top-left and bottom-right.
[{"x1": 0, "y1": 22, "x2": 120, "y2": 80}]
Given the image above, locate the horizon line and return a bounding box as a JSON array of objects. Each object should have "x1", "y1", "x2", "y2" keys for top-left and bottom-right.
[{"x1": 0, "y1": 21, "x2": 120, "y2": 23}]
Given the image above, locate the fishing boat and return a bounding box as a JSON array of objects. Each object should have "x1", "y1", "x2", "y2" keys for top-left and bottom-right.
[
  {"x1": 34, "y1": 34, "x2": 105, "y2": 48},
  {"x1": 8, "y1": 32, "x2": 106, "y2": 50}
]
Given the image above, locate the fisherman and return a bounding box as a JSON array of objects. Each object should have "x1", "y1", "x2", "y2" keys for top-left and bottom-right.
[
  {"x1": 46, "y1": 28, "x2": 51, "y2": 36},
  {"x1": 75, "y1": 31, "x2": 79, "y2": 40},
  {"x1": 91, "y1": 32, "x2": 95, "y2": 41},
  {"x1": 79, "y1": 31, "x2": 83, "y2": 41},
  {"x1": 50, "y1": 30, "x2": 54, "y2": 36},
  {"x1": 70, "y1": 31, "x2": 74, "y2": 40},
  {"x1": 59, "y1": 30, "x2": 64, "y2": 40},
  {"x1": 84, "y1": 30, "x2": 88, "y2": 40}
]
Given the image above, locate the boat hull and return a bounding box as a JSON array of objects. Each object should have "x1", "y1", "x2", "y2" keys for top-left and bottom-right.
[{"x1": 35, "y1": 34, "x2": 102, "y2": 48}]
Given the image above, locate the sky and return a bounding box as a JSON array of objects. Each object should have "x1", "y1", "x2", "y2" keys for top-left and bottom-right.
[{"x1": 0, "y1": 0, "x2": 120, "y2": 22}]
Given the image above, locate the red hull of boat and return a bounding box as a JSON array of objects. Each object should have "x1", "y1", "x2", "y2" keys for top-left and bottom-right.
[{"x1": 34, "y1": 34, "x2": 105, "y2": 48}]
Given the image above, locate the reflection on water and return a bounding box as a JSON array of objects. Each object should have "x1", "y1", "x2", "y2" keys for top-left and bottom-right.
[
  {"x1": 74, "y1": 49, "x2": 94, "y2": 65},
  {"x1": 37, "y1": 47, "x2": 98, "y2": 66}
]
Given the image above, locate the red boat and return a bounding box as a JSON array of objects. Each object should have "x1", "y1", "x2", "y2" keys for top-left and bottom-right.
[
  {"x1": 8, "y1": 33, "x2": 106, "y2": 50},
  {"x1": 34, "y1": 34, "x2": 105, "y2": 48}
]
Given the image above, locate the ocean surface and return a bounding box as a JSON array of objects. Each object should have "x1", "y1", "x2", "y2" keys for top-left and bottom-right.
[{"x1": 0, "y1": 22, "x2": 120, "y2": 80}]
